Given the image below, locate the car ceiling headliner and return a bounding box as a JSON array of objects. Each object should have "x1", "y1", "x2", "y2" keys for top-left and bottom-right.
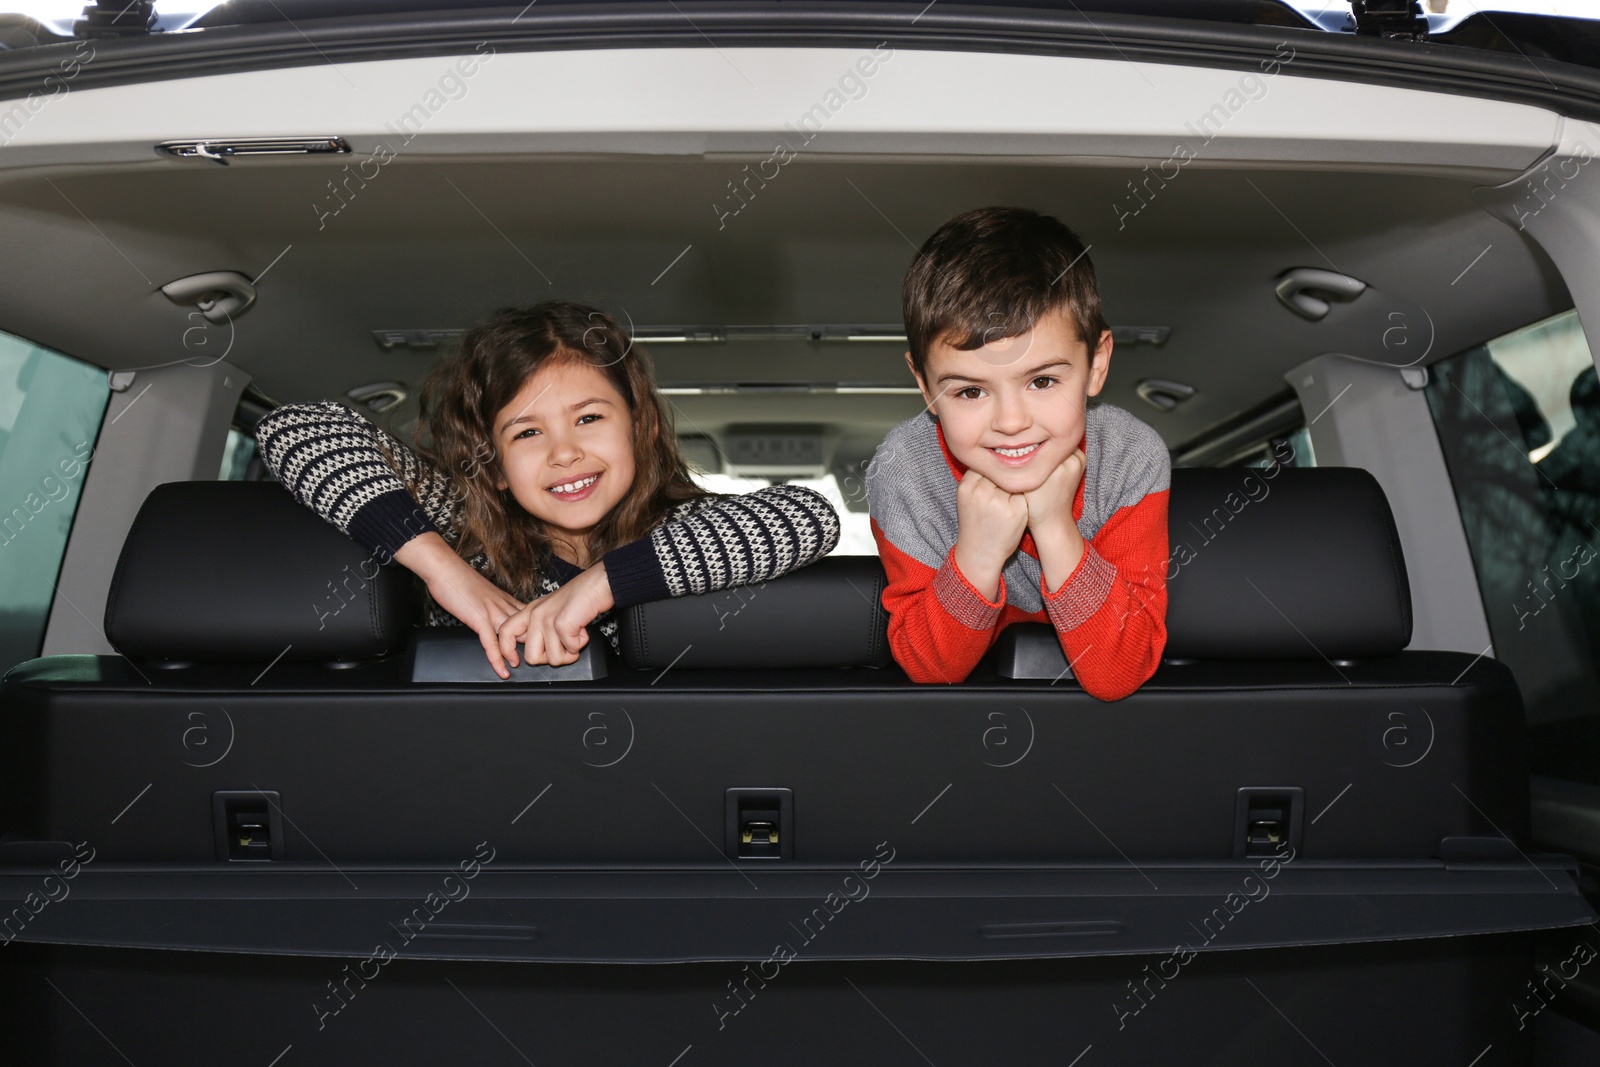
[{"x1": 0, "y1": 153, "x2": 1569, "y2": 450}]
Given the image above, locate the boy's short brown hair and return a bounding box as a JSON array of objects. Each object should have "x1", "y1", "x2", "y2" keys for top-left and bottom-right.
[{"x1": 902, "y1": 206, "x2": 1109, "y2": 379}]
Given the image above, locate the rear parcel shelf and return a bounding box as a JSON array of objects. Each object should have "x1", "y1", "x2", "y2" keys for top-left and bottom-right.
[
  {"x1": 0, "y1": 858, "x2": 1591, "y2": 963},
  {"x1": 3, "y1": 469, "x2": 1588, "y2": 965}
]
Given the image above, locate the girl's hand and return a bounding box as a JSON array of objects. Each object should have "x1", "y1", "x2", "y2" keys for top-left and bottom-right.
[
  {"x1": 395, "y1": 532, "x2": 526, "y2": 679},
  {"x1": 497, "y1": 562, "x2": 616, "y2": 669}
]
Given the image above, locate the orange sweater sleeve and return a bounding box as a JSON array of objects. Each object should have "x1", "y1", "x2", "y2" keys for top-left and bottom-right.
[
  {"x1": 1040, "y1": 488, "x2": 1169, "y2": 700},
  {"x1": 871, "y1": 518, "x2": 1006, "y2": 684}
]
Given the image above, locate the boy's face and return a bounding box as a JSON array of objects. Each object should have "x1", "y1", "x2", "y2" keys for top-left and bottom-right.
[{"x1": 908, "y1": 307, "x2": 1112, "y2": 495}]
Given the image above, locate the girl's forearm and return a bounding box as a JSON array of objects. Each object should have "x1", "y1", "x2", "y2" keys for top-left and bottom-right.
[
  {"x1": 578, "y1": 560, "x2": 616, "y2": 615},
  {"x1": 393, "y1": 530, "x2": 462, "y2": 584}
]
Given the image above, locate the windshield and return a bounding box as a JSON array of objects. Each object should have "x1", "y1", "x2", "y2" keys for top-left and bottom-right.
[
  {"x1": 1290, "y1": 0, "x2": 1598, "y2": 33},
  {"x1": 0, "y1": 0, "x2": 1597, "y2": 74},
  {"x1": 2, "y1": 0, "x2": 217, "y2": 37},
  {"x1": 0, "y1": 0, "x2": 1590, "y2": 44}
]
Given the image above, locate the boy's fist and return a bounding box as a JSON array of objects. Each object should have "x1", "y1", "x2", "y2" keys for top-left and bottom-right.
[
  {"x1": 1023, "y1": 447, "x2": 1086, "y2": 537},
  {"x1": 954, "y1": 470, "x2": 1029, "y2": 598}
]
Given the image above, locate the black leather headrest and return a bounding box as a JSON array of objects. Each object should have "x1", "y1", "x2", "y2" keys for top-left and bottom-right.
[
  {"x1": 620, "y1": 556, "x2": 890, "y2": 670},
  {"x1": 107, "y1": 466, "x2": 1407, "y2": 671},
  {"x1": 623, "y1": 467, "x2": 1410, "y2": 671},
  {"x1": 1166, "y1": 466, "x2": 1411, "y2": 658},
  {"x1": 106, "y1": 481, "x2": 422, "y2": 663}
]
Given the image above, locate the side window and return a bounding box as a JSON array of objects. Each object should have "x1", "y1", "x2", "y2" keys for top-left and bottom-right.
[
  {"x1": 1424, "y1": 309, "x2": 1600, "y2": 744},
  {"x1": 218, "y1": 427, "x2": 257, "y2": 481},
  {"x1": 1170, "y1": 390, "x2": 1313, "y2": 470},
  {"x1": 0, "y1": 333, "x2": 108, "y2": 677},
  {"x1": 1239, "y1": 426, "x2": 1315, "y2": 470},
  {"x1": 218, "y1": 390, "x2": 274, "y2": 482}
]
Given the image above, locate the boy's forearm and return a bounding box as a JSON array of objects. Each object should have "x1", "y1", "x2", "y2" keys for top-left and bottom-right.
[
  {"x1": 952, "y1": 537, "x2": 1006, "y2": 602},
  {"x1": 1049, "y1": 568, "x2": 1166, "y2": 700},
  {"x1": 1040, "y1": 499, "x2": 1171, "y2": 700},
  {"x1": 1031, "y1": 520, "x2": 1086, "y2": 594},
  {"x1": 886, "y1": 582, "x2": 999, "y2": 684},
  {"x1": 875, "y1": 527, "x2": 1000, "y2": 684}
]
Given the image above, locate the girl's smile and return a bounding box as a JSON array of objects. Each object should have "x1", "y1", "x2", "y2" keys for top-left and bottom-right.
[{"x1": 546, "y1": 471, "x2": 603, "y2": 499}]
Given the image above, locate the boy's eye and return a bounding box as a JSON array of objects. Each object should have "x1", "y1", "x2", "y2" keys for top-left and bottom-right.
[
  {"x1": 1029, "y1": 376, "x2": 1058, "y2": 390},
  {"x1": 956, "y1": 386, "x2": 985, "y2": 400}
]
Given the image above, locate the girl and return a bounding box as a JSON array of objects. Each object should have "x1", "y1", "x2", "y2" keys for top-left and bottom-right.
[{"x1": 254, "y1": 301, "x2": 841, "y2": 677}]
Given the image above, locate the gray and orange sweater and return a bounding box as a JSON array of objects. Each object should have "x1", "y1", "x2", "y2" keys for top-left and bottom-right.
[
  {"x1": 254, "y1": 401, "x2": 841, "y2": 651},
  {"x1": 865, "y1": 403, "x2": 1170, "y2": 699}
]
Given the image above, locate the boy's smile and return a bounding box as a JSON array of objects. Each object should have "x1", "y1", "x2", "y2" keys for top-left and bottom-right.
[{"x1": 909, "y1": 307, "x2": 1113, "y2": 495}]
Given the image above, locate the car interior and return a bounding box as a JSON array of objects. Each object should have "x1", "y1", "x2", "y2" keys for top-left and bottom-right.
[{"x1": 2, "y1": 1, "x2": 1600, "y2": 1063}]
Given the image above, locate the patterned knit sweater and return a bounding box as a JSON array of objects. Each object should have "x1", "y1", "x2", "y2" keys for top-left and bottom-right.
[
  {"x1": 866, "y1": 404, "x2": 1170, "y2": 699},
  {"x1": 254, "y1": 401, "x2": 841, "y2": 651}
]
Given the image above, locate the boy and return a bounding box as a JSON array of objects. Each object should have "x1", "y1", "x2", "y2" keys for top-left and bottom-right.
[{"x1": 866, "y1": 206, "x2": 1170, "y2": 699}]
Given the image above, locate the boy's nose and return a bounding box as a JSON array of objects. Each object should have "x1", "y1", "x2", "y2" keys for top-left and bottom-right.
[{"x1": 992, "y1": 393, "x2": 1031, "y2": 434}]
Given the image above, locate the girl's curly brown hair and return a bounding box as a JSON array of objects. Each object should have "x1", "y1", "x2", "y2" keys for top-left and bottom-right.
[{"x1": 407, "y1": 301, "x2": 706, "y2": 601}]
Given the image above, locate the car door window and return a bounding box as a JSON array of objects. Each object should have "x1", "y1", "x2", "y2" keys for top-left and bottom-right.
[
  {"x1": 1424, "y1": 309, "x2": 1600, "y2": 742},
  {"x1": 218, "y1": 426, "x2": 257, "y2": 480},
  {"x1": 1241, "y1": 425, "x2": 1315, "y2": 469},
  {"x1": 0, "y1": 333, "x2": 108, "y2": 677},
  {"x1": 218, "y1": 389, "x2": 275, "y2": 482}
]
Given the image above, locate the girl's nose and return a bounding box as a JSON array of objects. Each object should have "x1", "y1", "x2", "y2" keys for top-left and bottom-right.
[{"x1": 548, "y1": 433, "x2": 583, "y2": 465}]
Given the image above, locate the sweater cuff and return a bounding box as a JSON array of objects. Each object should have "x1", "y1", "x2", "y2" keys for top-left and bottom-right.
[
  {"x1": 602, "y1": 536, "x2": 671, "y2": 610},
  {"x1": 345, "y1": 489, "x2": 440, "y2": 564},
  {"x1": 1042, "y1": 542, "x2": 1117, "y2": 631},
  {"x1": 933, "y1": 547, "x2": 1005, "y2": 631}
]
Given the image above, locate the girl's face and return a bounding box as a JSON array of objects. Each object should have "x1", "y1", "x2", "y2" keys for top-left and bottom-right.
[{"x1": 491, "y1": 358, "x2": 637, "y2": 563}]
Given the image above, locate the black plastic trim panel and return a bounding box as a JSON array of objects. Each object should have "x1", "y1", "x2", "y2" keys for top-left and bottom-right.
[
  {"x1": 0, "y1": 859, "x2": 1590, "y2": 963},
  {"x1": 0, "y1": 3, "x2": 1597, "y2": 122}
]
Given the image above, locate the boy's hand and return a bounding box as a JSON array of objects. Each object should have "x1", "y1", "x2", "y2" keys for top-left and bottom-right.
[
  {"x1": 954, "y1": 470, "x2": 1029, "y2": 600},
  {"x1": 1025, "y1": 448, "x2": 1088, "y2": 593},
  {"x1": 1023, "y1": 447, "x2": 1086, "y2": 538},
  {"x1": 497, "y1": 563, "x2": 615, "y2": 670}
]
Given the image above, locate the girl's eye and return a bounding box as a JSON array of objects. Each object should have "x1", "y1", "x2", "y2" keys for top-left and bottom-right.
[
  {"x1": 577, "y1": 413, "x2": 602, "y2": 425},
  {"x1": 513, "y1": 427, "x2": 540, "y2": 441},
  {"x1": 956, "y1": 386, "x2": 984, "y2": 401},
  {"x1": 1030, "y1": 376, "x2": 1058, "y2": 390}
]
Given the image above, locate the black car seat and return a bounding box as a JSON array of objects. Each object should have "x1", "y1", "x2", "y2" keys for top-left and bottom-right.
[{"x1": 1, "y1": 466, "x2": 1590, "y2": 1067}]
